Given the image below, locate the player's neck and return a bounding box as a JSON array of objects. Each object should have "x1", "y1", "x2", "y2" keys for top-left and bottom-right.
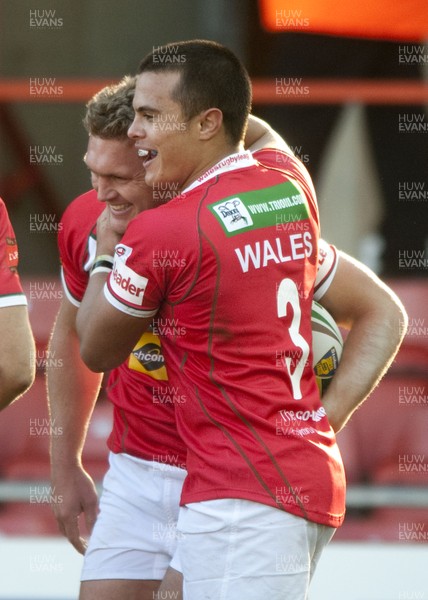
[{"x1": 180, "y1": 140, "x2": 243, "y2": 192}]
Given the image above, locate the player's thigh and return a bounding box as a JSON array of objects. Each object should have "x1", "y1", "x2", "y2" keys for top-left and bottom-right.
[
  {"x1": 79, "y1": 578, "x2": 160, "y2": 600},
  {"x1": 80, "y1": 568, "x2": 183, "y2": 600},
  {"x1": 155, "y1": 566, "x2": 183, "y2": 600}
]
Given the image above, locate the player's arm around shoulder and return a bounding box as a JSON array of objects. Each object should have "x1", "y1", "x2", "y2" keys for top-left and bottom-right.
[
  {"x1": 318, "y1": 251, "x2": 408, "y2": 432},
  {"x1": 245, "y1": 115, "x2": 291, "y2": 153},
  {"x1": 76, "y1": 208, "x2": 154, "y2": 373},
  {"x1": 77, "y1": 275, "x2": 143, "y2": 372},
  {"x1": 0, "y1": 304, "x2": 35, "y2": 409}
]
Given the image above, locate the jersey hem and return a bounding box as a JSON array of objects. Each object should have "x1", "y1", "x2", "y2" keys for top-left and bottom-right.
[
  {"x1": 108, "y1": 448, "x2": 187, "y2": 475},
  {"x1": 180, "y1": 489, "x2": 345, "y2": 528}
]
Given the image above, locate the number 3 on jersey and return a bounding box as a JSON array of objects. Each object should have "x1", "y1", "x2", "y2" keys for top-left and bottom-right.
[{"x1": 277, "y1": 278, "x2": 310, "y2": 400}]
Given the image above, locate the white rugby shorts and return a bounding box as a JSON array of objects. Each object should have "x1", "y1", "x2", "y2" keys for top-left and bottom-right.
[
  {"x1": 81, "y1": 452, "x2": 186, "y2": 581},
  {"x1": 177, "y1": 498, "x2": 335, "y2": 599}
]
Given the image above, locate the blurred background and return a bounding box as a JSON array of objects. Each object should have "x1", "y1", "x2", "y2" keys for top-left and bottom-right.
[{"x1": 0, "y1": 0, "x2": 427, "y2": 598}]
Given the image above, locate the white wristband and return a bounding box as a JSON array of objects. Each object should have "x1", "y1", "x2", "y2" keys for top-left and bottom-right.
[{"x1": 90, "y1": 265, "x2": 113, "y2": 277}]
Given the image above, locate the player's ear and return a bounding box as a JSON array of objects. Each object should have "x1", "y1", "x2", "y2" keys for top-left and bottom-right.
[{"x1": 197, "y1": 108, "x2": 223, "y2": 140}]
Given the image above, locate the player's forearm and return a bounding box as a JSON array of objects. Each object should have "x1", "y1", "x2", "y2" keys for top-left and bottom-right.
[
  {"x1": 0, "y1": 306, "x2": 35, "y2": 409},
  {"x1": 77, "y1": 267, "x2": 148, "y2": 372},
  {"x1": 0, "y1": 368, "x2": 34, "y2": 410},
  {"x1": 318, "y1": 251, "x2": 408, "y2": 432},
  {"x1": 48, "y1": 304, "x2": 103, "y2": 468},
  {"x1": 76, "y1": 207, "x2": 140, "y2": 371},
  {"x1": 76, "y1": 271, "x2": 114, "y2": 371},
  {"x1": 322, "y1": 293, "x2": 407, "y2": 432}
]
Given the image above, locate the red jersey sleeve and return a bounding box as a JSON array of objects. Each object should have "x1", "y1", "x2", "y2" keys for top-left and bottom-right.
[
  {"x1": 105, "y1": 214, "x2": 168, "y2": 318},
  {"x1": 0, "y1": 199, "x2": 27, "y2": 308},
  {"x1": 314, "y1": 240, "x2": 338, "y2": 300},
  {"x1": 104, "y1": 202, "x2": 197, "y2": 318},
  {"x1": 58, "y1": 190, "x2": 103, "y2": 306}
]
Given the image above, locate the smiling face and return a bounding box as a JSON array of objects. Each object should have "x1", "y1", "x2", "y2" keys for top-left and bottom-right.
[
  {"x1": 128, "y1": 71, "x2": 205, "y2": 191},
  {"x1": 84, "y1": 136, "x2": 154, "y2": 234}
]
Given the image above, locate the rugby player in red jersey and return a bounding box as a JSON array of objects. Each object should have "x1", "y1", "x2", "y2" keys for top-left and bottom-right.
[
  {"x1": 49, "y1": 76, "x2": 338, "y2": 600},
  {"x1": 77, "y1": 41, "x2": 406, "y2": 599}
]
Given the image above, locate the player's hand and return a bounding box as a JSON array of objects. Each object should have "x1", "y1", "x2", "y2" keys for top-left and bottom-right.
[
  {"x1": 50, "y1": 464, "x2": 99, "y2": 554},
  {"x1": 95, "y1": 206, "x2": 123, "y2": 256}
]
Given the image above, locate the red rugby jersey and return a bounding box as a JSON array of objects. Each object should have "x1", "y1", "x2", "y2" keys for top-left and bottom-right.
[
  {"x1": 0, "y1": 198, "x2": 27, "y2": 308},
  {"x1": 58, "y1": 189, "x2": 187, "y2": 468},
  {"x1": 105, "y1": 150, "x2": 346, "y2": 527}
]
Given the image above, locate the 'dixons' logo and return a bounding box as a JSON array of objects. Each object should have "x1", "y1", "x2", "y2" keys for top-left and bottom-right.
[
  {"x1": 132, "y1": 342, "x2": 165, "y2": 372},
  {"x1": 211, "y1": 197, "x2": 253, "y2": 233}
]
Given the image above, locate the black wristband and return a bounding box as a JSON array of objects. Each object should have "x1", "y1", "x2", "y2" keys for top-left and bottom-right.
[{"x1": 90, "y1": 254, "x2": 114, "y2": 276}]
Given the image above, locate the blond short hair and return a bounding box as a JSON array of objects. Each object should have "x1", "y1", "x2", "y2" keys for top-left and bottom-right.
[{"x1": 83, "y1": 75, "x2": 136, "y2": 139}]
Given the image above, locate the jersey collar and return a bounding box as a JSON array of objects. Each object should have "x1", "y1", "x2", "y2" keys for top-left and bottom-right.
[{"x1": 182, "y1": 150, "x2": 257, "y2": 195}]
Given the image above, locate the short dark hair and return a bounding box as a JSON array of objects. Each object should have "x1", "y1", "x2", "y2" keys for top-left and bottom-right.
[
  {"x1": 138, "y1": 40, "x2": 252, "y2": 144},
  {"x1": 83, "y1": 75, "x2": 136, "y2": 139}
]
